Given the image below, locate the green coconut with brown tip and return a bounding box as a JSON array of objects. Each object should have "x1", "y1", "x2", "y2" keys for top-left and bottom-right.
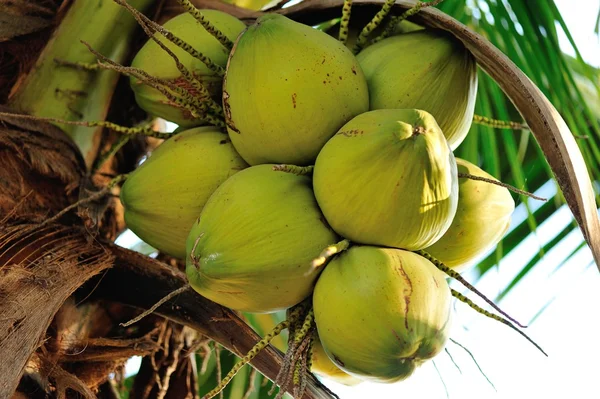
[
  {"x1": 120, "y1": 127, "x2": 247, "y2": 259},
  {"x1": 425, "y1": 158, "x2": 515, "y2": 272},
  {"x1": 223, "y1": 13, "x2": 369, "y2": 165},
  {"x1": 313, "y1": 245, "x2": 452, "y2": 383},
  {"x1": 186, "y1": 164, "x2": 339, "y2": 313},
  {"x1": 313, "y1": 108, "x2": 458, "y2": 251}
]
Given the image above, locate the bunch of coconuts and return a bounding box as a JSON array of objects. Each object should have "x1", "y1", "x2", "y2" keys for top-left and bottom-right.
[{"x1": 120, "y1": 6, "x2": 519, "y2": 395}]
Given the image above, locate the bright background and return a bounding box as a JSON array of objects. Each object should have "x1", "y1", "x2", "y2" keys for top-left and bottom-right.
[{"x1": 121, "y1": 1, "x2": 600, "y2": 398}]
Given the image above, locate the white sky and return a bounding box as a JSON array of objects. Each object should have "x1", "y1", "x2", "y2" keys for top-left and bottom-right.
[{"x1": 556, "y1": 0, "x2": 600, "y2": 67}]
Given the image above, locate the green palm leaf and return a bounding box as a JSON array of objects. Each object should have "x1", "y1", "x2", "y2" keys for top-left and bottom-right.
[{"x1": 438, "y1": 0, "x2": 599, "y2": 301}]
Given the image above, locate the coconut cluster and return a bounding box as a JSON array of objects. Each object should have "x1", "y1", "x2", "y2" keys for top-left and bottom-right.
[{"x1": 120, "y1": 11, "x2": 514, "y2": 386}]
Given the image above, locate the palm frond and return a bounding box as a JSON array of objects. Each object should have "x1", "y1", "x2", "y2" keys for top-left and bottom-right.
[{"x1": 439, "y1": 0, "x2": 600, "y2": 299}]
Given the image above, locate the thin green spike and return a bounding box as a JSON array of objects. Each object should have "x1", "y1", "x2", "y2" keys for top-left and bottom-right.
[
  {"x1": 353, "y1": 0, "x2": 395, "y2": 53},
  {"x1": 82, "y1": 42, "x2": 218, "y2": 125},
  {"x1": 177, "y1": 0, "x2": 234, "y2": 50},
  {"x1": 432, "y1": 360, "x2": 449, "y2": 399},
  {"x1": 54, "y1": 59, "x2": 100, "y2": 71},
  {"x1": 201, "y1": 320, "x2": 290, "y2": 399},
  {"x1": 444, "y1": 347, "x2": 462, "y2": 374},
  {"x1": 449, "y1": 338, "x2": 496, "y2": 391},
  {"x1": 0, "y1": 112, "x2": 171, "y2": 139},
  {"x1": 371, "y1": 0, "x2": 445, "y2": 45},
  {"x1": 272, "y1": 304, "x2": 311, "y2": 396},
  {"x1": 457, "y1": 172, "x2": 547, "y2": 201},
  {"x1": 57, "y1": 55, "x2": 196, "y2": 110},
  {"x1": 416, "y1": 250, "x2": 528, "y2": 328},
  {"x1": 473, "y1": 114, "x2": 528, "y2": 130},
  {"x1": 272, "y1": 164, "x2": 314, "y2": 176},
  {"x1": 110, "y1": 10, "x2": 225, "y2": 118},
  {"x1": 297, "y1": 332, "x2": 315, "y2": 396},
  {"x1": 451, "y1": 289, "x2": 547, "y2": 356},
  {"x1": 293, "y1": 309, "x2": 315, "y2": 346},
  {"x1": 91, "y1": 134, "x2": 131, "y2": 174},
  {"x1": 111, "y1": 0, "x2": 226, "y2": 124},
  {"x1": 338, "y1": 0, "x2": 353, "y2": 44},
  {"x1": 38, "y1": 174, "x2": 129, "y2": 228},
  {"x1": 113, "y1": 0, "x2": 225, "y2": 76},
  {"x1": 292, "y1": 358, "x2": 302, "y2": 387},
  {"x1": 307, "y1": 331, "x2": 315, "y2": 373}
]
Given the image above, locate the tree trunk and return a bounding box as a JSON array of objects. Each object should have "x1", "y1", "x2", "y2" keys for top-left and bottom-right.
[{"x1": 0, "y1": 224, "x2": 114, "y2": 398}]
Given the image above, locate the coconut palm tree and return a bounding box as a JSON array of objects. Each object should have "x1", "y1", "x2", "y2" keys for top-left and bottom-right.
[{"x1": 0, "y1": 0, "x2": 598, "y2": 398}]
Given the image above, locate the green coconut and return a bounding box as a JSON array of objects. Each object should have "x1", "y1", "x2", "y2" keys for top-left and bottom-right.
[
  {"x1": 185, "y1": 164, "x2": 339, "y2": 313},
  {"x1": 120, "y1": 127, "x2": 248, "y2": 259},
  {"x1": 130, "y1": 11, "x2": 245, "y2": 126},
  {"x1": 356, "y1": 29, "x2": 477, "y2": 149},
  {"x1": 311, "y1": 334, "x2": 362, "y2": 386},
  {"x1": 223, "y1": 14, "x2": 369, "y2": 165},
  {"x1": 313, "y1": 109, "x2": 458, "y2": 250},
  {"x1": 313, "y1": 246, "x2": 452, "y2": 383},
  {"x1": 425, "y1": 158, "x2": 515, "y2": 272},
  {"x1": 222, "y1": 0, "x2": 276, "y2": 10}
]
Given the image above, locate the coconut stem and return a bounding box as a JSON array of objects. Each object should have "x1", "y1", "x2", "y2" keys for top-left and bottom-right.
[
  {"x1": 272, "y1": 303, "x2": 312, "y2": 396},
  {"x1": 276, "y1": 331, "x2": 312, "y2": 399},
  {"x1": 353, "y1": 0, "x2": 396, "y2": 54},
  {"x1": 80, "y1": 44, "x2": 200, "y2": 105},
  {"x1": 457, "y1": 172, "x2": 548, "y2": 201},
  {"x1": 107, "y1": 4, "x2": 225, "y2": 115},
  {"x1": 120, "y1": 285, "x2": 191, "y2": 327},
  {"x1": 53, "y1": 59, "x2": 100, "y2": 71},
  {"x1": 201, "y1": 319, "x2": 291, "y2": 399},
  {"x1": 80, "y1": 43, "x2": 221, "y2": 127},
  {"x1": 306, "y1": 331, "x2": 315, "y2": 375},
  {"x1": 292, "y1": 354, "x2": 303, "y2": 388},
  {"x1": 113, "y1": 0, "x2": 225, "y2": 77},
  {"x1": 371, "y1": 0, "x2": 445, "y2": 45},
  {"x1": 339, "y1": 0, "x2": 353, "y2": 45},
  {"x1": 310, "y1": 239, "x2": 350, "y2": 270},
  {"x1": 275, "y1": 317, "x2": 315, "y2": 399},
  {"x1": 112, "y1": 0, "x2": 225, "y2": 124},
  {"x1": 472, "y1": 114, "x2": 528, "y2": 130},
  {"x1": 91, "y1": 134, "x2": 131, "y2": 175},
  {"x1": 449, "y1": 338, "x2": 496, "y2": 391},
  {"x1": 38, "y1": 174, "x2": 128, "y2": 228},
  {"x1": 292, "y1": 333, "x2": 312, "y2": 399},
  {"x1": 294, "y1": 309, "x2": 315, "y2": 347},
  {"x1": 416, "y1": 250, "x2": 528, "y2": 328},
  {"x1": 432, "y1": 360, "x2": 449, "y2": 399},
  {"x1": 451, "y1": 289, "x2": 547, "y2": 356},
  {"x1": 0, "y1": 112, "x2": 171, "y2": 139},
  {"x1": 177, "y1": 0, "x2": 234, "y2": 51},
  {"x1": 272, "y1": 164, "x2": 314, "y2": 176},
  {"x1": 444, "y1": 347, "x2": 462, "y2": 374}
]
